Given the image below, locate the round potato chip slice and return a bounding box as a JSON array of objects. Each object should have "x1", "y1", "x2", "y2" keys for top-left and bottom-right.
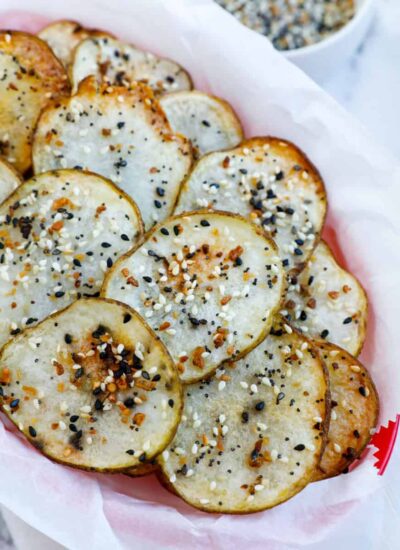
[
  {"x1": 283, "y1": 241, "x2": 367, "y2": 356},
  {"x1": 315, "y1": 341, "x2": 379, "y2": 480},
  {"x1": 0, "y1": 169, "x2": 143, "y2": 348},
  {"x1": 0, "y1": 31, "x2": 69, "y2": 173},
  {"x1": 175, "y1": 137, "x2": 327, "y2": 273},
  {"x1": 102, "y1": 211, "x2": 285, "y2": 383},
  {"x1": 160, "y1": 91, "x2": 243, "y2": 158},
  {"x1": 0, "y1": 298, "x2": 182, "y2": 471},
  {"x1": 158, "y1": 316, "x2": 329, "y2": 513},
  {"x1": 0, "y1": 158, "x2": 22, "y2": 203},
  {"x1": 126, "y1": 459, "x2": 158, "y2": 477},
  {"x1": 38, "y1": 20, "x2": 113, "y2": 67},
  {"x1": 33, "y1": 77, "x2": 192, "y2": 229},
  {"x1": 71, "y1": 36, "x2": 192, "y2": 95}
]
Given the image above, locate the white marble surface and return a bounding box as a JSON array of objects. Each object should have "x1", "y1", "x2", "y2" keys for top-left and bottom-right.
[
  {"x1": 324, "y1": 0, "x2": 400, "y2": 160},
  {"x1": 0, "y1": 1, "x2": 399, "y2": 549}
]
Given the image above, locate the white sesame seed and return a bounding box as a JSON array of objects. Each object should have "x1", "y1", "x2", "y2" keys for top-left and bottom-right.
[
  {"x1": 333, "y1": 443, "x2": 342, "y2": 453},
  {"x1": 350, "y1": 365, "x2": 361, "y2": 373},
  {"x1": 218, "y1": 380, "x2": 226, "y2": 391}
]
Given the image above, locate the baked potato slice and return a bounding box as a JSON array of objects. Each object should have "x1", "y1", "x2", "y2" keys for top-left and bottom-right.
[
  {"x1": 160, "y1": 91, "x2": 243, "y2": 158},
  {"x1": 126, "y1": 459, "x2": 158, "y2": 477},
  {"x1": 71, "y1": 36, "x2": 192, "y2": 95},
  {"x1": 175, "y1": 137, "x2": 327, "y2": 273},
  {"x1": 0, "y1": 169, "x2": 143, "y2": 348},
  {"x1": 283, "y1": 241, "x2": 367, "y2": 356},
  {"x1": 315, "y1": 341, "x2": 378, "y2": 480},
  {"x1": 0, "y1": 31, "x2": 69, "y2": 173},
  {"x1": 158, "y1": 316, "x2": 329, "y2": 513},
  {"x1": 102, "y1": 211, "x2": 285, "y2": 383},
  {"x1": 0, "y1": 298, "x2": 182, "y2": 471},
  {"x1": 38, "y1": 20, "x2": 113, "y2": 68},
  {"x1": 32, "y1": 77, "x2": 192, "y2": 229},
  {"x1": 0, "y1": 158, "x2": 22, "y2": 203}
]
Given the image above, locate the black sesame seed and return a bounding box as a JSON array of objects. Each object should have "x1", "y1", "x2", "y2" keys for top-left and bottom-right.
[
  {"x1": 10, "y1": 399, "x2": 19, "y2": 408},
  {"x1": 117, "y1": 121, "x2": 125, "y2": 129},
  {"x1": 294, "y1": 444, "x2": 305, "y2": 451},
  {"x1": 320, "y1": 329, "x2": 329, "y2": 339},
  {"x1": 358, "y1": 386, "x2": 367, "y2": 397},
  {"x1": 26, "y1": 317, "x2": 38, "y2": 325},
  {"x1": 70, "y1": 415, "x2": 79, "y2": 423},
  {"x1": 95, "y1": 399, "x2": 103, "y2": 410},
  {"x1": 168, "y1": 399, "x2": 174, "y2": 408},
  {"x1": 75, "y1": 367, "x2": 84, "y2": 379},
  {"x1": 123, "y1": 313, "x2": 132, "y2": 324},
  {"x1": 69, "y1": 423, "x2": 78, "y2": 432},
  {"x1": 200, "y1": 220, "x2": 210, "y2": 227},
  {"x1": 276, "y1": 392, "x2": 285, "y2": 403},
  {"x1": 160, "y1": 228, "x2": 169, "y2": 236},
  {"x1": 294, "y1": 248, "x2": 303, "y2": 256},
  {"x1": 255, "y1": 401, "x2": 265, "y2": 411},
  {"x1": 126, "y1": 449, "x2": 134, "y2": 455},
  {"x1": 234, "y1": 257, "x2": 243, "y2": 266},
  {"x1": 28, "y1": 426, "x2": 37, "y2": 437},
  {"x1": 154, "y1": 200, "x2": 162, "y2": 209},
  {"x1": 121, "y1": 234, "x2": 129, "y2": 241},
  {"x1": 156, "y1": 187, "x2": 165, "y2": 197},
  {"x1": 124, "y1": 398, "x2": 134, "y2": 408},
  {"x1": 73, "y1": 259, "x2": 82, "y2": 267},
  {"x1": 143, "y1": 276, "x2": 152, "y2": 283},
  {"x1": 202, "y1": 120, "x2": 211, "y2": 127},
  {"x1": 101, "y1": 242, "x2": 111, "y2": 248},
  {"x1": 64, "y1": 334, "x2": 72, "y2": 344},
  {"x1": 241, "y1": 411, "x2": 249, "y2": 423},
  {"x1": 343, "y1": 317, "x2": 353, "y2": 324}
]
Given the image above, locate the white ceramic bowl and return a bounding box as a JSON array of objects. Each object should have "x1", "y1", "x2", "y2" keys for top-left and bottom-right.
[{"x1": 284, "y1": 0, "x2": 377, "y2": 83}]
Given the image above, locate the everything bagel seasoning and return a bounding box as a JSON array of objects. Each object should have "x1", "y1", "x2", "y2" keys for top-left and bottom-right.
[{"x1": 216, "y1": 0, "x2": 355, "y2": 51}]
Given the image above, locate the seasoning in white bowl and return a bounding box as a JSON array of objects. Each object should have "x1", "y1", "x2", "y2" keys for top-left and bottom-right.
[{"x1": 216, "y1": 0, "x2": 356, "y2": 51}]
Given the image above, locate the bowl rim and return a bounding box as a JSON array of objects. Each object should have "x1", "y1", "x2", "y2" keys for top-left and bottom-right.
[{"x1": 284, "y1": 0, "x2": 377, "y2": 59}]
